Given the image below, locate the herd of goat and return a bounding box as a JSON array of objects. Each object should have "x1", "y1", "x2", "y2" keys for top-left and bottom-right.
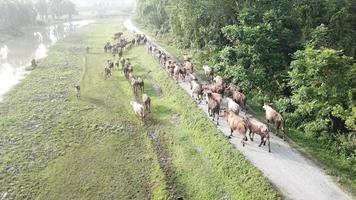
[{"x1": 99, "y1": 31, "x2": 285, "y2": 152}]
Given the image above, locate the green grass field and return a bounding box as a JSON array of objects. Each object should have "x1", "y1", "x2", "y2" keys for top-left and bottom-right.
[
  {"x1": 0, "y1": 18, "x2": 168, "y2": 200},
  {"x1": 0, "y1": 18, "x2": 280, "y2": 199},
  {"x1": 134, "y1": 20, "x2": 356, "y2": 195}
]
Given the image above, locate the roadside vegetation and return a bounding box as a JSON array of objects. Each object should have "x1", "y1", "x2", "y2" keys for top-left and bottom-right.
[{"x1": 134, "y1": 0, "x2": 356, "y2": 194}]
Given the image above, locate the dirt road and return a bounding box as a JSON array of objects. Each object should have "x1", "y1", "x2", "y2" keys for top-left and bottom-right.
[{"x1": 124, "y1": 19, "x2": 353, "y2": 200}]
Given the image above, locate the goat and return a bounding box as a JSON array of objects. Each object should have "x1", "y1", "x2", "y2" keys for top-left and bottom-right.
[
  {"x1": 130, "y1": 76, "x2": 144, "y2": 95},
  {"x1": 223, "y1": 110, "x2": 248, "y2": 146},
  {"x1": 118, "y1": 48, "x2": 123, "y2": 58},
  {"x1": 213, "y1": 75, "x2": 224, "y2": 86},
  {"x1": 108, "y1": 60, "x2": 114, "y2": 71},
  {"x1": 136, "y1": 77, "x2": 144, "y2": 93},
  {"x1": 191, "y1": 80, "x2": 203, "y2": 104},
  {"x1": 225, "y1": 97, "x2": 240, "y2": 115},
  {"x1": 130, "y1": 101, "x2": 145, "y2": 121},
  {"x1": 173, "y1": 64, "x2": 181, "y2": 82},
  {"x1": 104, "y1": 67, "x2": 112, "y2": 79},
  {"x1": 244, "y1": 115, "x2": 271, "y2": 152},
  {"x1": 203, "y1": 65, "x2": 214, "y2": 81},
  {"x1": 183, "y1": 60, "x2": 194, "y2": 74},
  {"x1": 142, "y1": 94, "x2": 151, "y2": 113},
  {"x1": 120, "y1": 57, "x2": 126, "y2": 70},
  {"x1": 206, "y1": 92, "x2": 220, "y2": 125},
  {"x1": 227, "y1": 83, "x2": 243, "y2": 93},
  {"x1": 124, "y1": 63, "x2": 133, "y2": 78},
  {"x1": 188, "y1": 73, "x2": 198, "y2": 90},
  {"x1": 263, "y1": 103, "x2": 285, "y2": 140},
  {"x1": 204, "y1": 90, "x2": 223, "y2": 105},
  {"x1": 74, "y1": 85, "x2": 80, "y2": 98},
  {"x1": 226, "y1": 85, "x2": 246, "y2": 109},
  {"x1": 202, "y1": 83, "x2": 224, "y2": 96}
]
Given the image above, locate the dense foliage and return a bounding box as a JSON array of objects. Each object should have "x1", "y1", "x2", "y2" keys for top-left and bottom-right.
[
  {"x1": 136, "y1": 0, "x2": 355, "y2": 157},
  {"x1": 0, "y1": 0, "x2": 77, "y2": 28},
  {"x1": 0, "y1": 0, "x2": 37, "y2": 27}
]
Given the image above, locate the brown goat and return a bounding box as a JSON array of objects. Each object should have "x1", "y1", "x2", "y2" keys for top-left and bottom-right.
[
  {"x1": 173, "y1": 64, "x2": 182, "y2": 82},
  {"x1": 104, "y1": 67, "x2": 112, "y2": 80},
  {"x1": 136, "y1": 77, "x2": 144, "y2": 93},
  {"x1": 124, "y1": 63, "x2": 133, "y2": 78},
  {"x1": 202, "y1": 84, "x2": 224, "y2": 96},
  {"x1": 227, "y1": 83, "x2": 242, "y2": 93},
  {"x1": 227, "y1": 85, "x2": 246, "y2": 109},
  {"x1": 206, "y1": 92, "x2": 220, "y2": 125},
  {"x1": 130, "y1": 77, "x2": 144, "y2": 95},
  {"x1": 244, "y1": 115, "x2": 271, "y2": 152},
  {"x1": 183, "y1": 60, "x2": 194, "y2": 74},
  {"x1": 120, "y1": 57, "x2": 126, "y2": 70},
  {"x1": 204, "y1": 91, "x2": 223, "y2": 105},
  {"x1": 223, "y1": 110, "x2": 248, "y2": 147},
  {"x1": 142, "y1": 94, "x2": 151, "y2": 113},
  {"x1": 191, "y1": 80, "x2": 203, "y2": 104}
]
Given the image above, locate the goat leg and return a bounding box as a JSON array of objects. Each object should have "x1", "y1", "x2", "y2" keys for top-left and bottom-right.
[
  {"x1": 259, "y1": 136, "x2": 264, "y2": 147},
  {"x1": 249, "y1": 131, "x2": 254, "y2": 141},
  {"x1": 268, "y1": 138, "x2": 271, "y2": 153},
  {"x1": 228, "y1": 129, "x2": 233, "y2": 139}
]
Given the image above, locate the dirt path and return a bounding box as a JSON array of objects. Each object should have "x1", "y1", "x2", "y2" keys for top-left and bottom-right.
[
  {"x1": 146, "y1": 127, "x2": 183, "y2": 200},
  {"x1": 124, "y1": 19, "x2": 353, "y2": 200}
]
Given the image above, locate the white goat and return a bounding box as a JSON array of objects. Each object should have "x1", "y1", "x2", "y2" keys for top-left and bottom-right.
[
  {"x1": 191, "y1": 80, "x2": 203, "y2": 103},
  {"x1": 225, "y1": 97, "x2": 240, "y2": 115},
  {"x1": 203, "y1": 65, "x2": 214, "y2": 81},
  {"x1": 130, "y1": 101, "x2": 145, "y2": 121},
  {"x1": 213, "y1": 75, "x2": 223, "y2": 86}
]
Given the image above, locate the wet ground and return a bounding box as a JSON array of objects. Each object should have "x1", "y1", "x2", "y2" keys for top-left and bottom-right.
[{"x1": 0, "y1": 20, "x2": 94, "y2": 101}]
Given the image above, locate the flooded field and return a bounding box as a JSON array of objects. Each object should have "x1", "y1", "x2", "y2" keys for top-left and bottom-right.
[{"x1": 0, "y1": 20, "x2": 93, "y2": 101}]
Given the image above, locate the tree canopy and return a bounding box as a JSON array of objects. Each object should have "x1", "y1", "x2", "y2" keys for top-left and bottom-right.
[
  {"x1": 137, "y1": 0, "x2": 356, "y2": 157},
  {"x1": 0, "y1": 0, "x2": 77, "y2": 28}
]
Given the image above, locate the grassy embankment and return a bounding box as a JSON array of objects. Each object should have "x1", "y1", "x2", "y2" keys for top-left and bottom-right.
[
  {"x1": 0, "y1": 17, "x2": 280, "y2": 199},
  {"x1": 134, "y1": 20, "x2": 356, "y2": 195},
  {"x1": 0, "y1": 18, "x2": 168, "y2": 199}
]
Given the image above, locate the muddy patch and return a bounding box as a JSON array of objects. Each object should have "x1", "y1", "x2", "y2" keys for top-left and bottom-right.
[{"x1": 146, "y1": 128, "x2": 184, "y2": 200}]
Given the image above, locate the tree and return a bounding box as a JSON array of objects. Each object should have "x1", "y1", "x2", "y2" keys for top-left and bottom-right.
[
  {"x1": 0, "y1": 0, "x2": 37, "y2": 28},
  {"x1": 35, "y1": 0, "x2": 49, "y2": 21},
  {"x1": 62, "y1": 0, "x2": 76, "y2": 19},
  {"x1": 136, "y1": 0, "x2": 356, "y2": 152},
  {"x1": 288, "y1": 47, "x2": 354, "y2": 136},
  {"x1": 49, "y1": 0, "x2": 76, "y2": 19}
]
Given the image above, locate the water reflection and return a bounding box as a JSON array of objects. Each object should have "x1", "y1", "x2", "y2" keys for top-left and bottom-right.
[
  {"x1": 0, "y1": 20, "x2": 94, "y2": 101},
  {"x1": 35, "y1": 44, "x2": 48, "y2": 59},
  {"x1": 33, "y1": 32, "x2": 43, "y2": 43},
  {"x1": 0, "y1": 45, "x2": 8, "y2": 60}
]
